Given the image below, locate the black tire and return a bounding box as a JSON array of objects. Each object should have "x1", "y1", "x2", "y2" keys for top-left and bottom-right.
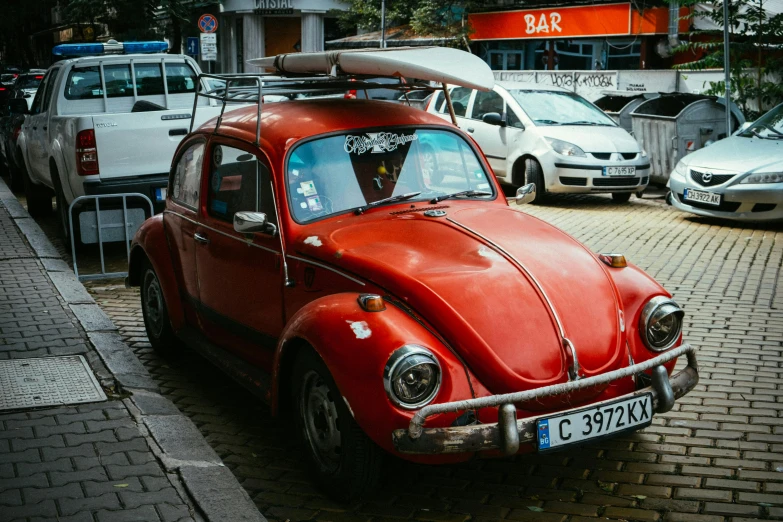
[
  {"x1": 291, "y1": 348, "x2": 383, "y2": 501},
  {"x1": 8, "y1": 156, "x2": 23, "y2": 192},
  {"x1": 140, "y1": 259, "x2": 180, "y2": 355},
  {"x1": 22, "y1": 161, "x2": 53, "y2": 217},
  {"x1": 51, "y1": 168, "x2": 73, "y2": 244},
  {"x1": 611, "y1": 192, "x2": 632, "y2": 203},
  {"x1": 524, "y1": 158, "x2": 547, "y2": 204}
]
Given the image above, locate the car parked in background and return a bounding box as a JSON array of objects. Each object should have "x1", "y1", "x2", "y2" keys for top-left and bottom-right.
[
  {"x1": 127, "y1": 47, "x2": 698, "y2": 501},
  {"x1": 0, "y1": 71, "x2": 46, "y2": 190},
  {"x1": 427, "y1": 82, "x2": 651, "y2": 203},
  {"x1": 668, "y1": 103, "x2": 783, "y2": 222}
]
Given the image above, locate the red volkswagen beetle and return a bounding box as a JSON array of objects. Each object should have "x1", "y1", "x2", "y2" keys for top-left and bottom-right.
[{"x1": 127, "y1": 48, "x2": 698, "y2": 500}]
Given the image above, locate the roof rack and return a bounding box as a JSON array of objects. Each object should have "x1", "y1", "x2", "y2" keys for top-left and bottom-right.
[{"x1": 190, "y1": 71, "x2": 459, "y2": 146}]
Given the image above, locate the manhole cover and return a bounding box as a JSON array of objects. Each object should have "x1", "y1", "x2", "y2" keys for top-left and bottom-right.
[{"x1": 0, "y1": 355, "x2": 107, "y2": 412}]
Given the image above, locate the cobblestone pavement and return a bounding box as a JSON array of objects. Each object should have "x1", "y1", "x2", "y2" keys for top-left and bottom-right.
[
  {"x1": 0, "y1": 201, "x2": 197, "y2": 522},
  {"x1": 23, "y1": 190, "x2": 783, "y2": 521}
]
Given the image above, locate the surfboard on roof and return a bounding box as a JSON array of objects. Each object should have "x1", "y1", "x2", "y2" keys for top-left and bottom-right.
[{"x1": 246, "y1": 46, "x2": 495, "y2": 92}]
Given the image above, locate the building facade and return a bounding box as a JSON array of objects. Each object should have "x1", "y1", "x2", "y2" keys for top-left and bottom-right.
[
  {"x1": 468, "y1": 2, "x2": 688, "y2": 71},
  {"x1": 214, "y1": 0, "x2": 348, "y2": 73}
]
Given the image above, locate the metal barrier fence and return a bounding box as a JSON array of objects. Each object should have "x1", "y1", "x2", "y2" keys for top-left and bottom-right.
[{"x1": 68, "y1": 193, "x2": 154, "y2": 282}]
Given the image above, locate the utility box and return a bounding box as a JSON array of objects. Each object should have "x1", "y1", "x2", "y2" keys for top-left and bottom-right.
[
  {"x1": 630, "y1": 93, "x2": 745, "y2": 185},
  {"x1": 594, "y1": 91, "x2": 658, "y2": 133}
]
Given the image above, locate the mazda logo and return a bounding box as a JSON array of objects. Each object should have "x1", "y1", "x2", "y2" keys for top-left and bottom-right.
[{"x1": 702, "y1": 172, "x2": 713, "y2": 183}]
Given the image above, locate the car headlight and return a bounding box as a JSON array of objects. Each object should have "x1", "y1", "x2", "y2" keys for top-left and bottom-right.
[
  {"x1": 545, "y1": 137, "x2": 586, "y2": 157},
  {"x1": 739, "y1": 172, "x2": 783, "y2": 184},
  {"x1": 641, "y1": 149, "x2": 648, "y2": 158},
  {"x1": 670, "y1": 160, "x2": 687, "y2": 181},
  {"x1": 384, "y1": 345, "x2": 441, "y2": 409},
  {"x1": 639, "y1": 297, "x2": 684, "y2": 352}
]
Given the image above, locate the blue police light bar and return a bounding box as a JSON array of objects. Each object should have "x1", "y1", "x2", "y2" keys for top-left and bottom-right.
[{"x1": 53, "y1": 41, "x2": 169, "y2": 57}]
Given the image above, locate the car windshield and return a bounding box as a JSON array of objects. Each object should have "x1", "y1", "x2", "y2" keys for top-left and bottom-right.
[
  {"x1": 739, "y1": 103, "x2": 783, "y2": 140},
  {"x1": 509, "y1": 89, "x2": 616, "y2": 126},
  {"x1": 287, "y1": 128, "x2": 494, "y2": 223}
]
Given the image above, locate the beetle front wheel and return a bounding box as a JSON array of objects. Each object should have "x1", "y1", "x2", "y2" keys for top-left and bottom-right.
[{"x1": 292, "y1": 348, "x2": 383, "y2": 500}]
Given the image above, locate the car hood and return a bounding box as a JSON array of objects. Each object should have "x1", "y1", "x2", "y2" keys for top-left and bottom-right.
[
  {"x1": 292, "y1": 205, "x2": 626, "y2": 396},
  {"x1": 540, "y1": 125, "x2": 640, "y2": 153},
  {"x1": 680, "y1": 135, "x2": 783, "y2": 173}
]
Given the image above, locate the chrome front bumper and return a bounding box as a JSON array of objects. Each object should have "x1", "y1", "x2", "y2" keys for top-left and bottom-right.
[{"x1": 392, "y1": 344, "x2": 698, "y2": 455}]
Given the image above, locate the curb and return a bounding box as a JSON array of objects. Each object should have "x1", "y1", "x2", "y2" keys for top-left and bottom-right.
[{"x1": 0, "y1": 178, "x2": 266, "y2": 522}]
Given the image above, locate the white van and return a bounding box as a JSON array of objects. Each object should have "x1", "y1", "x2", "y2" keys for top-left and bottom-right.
[{"x1": 426, "y1": 81, "x2": 650, "y2": 203}]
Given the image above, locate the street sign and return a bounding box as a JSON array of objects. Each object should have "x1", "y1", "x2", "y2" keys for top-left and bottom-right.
[
  {"x1": 200, "y1": 33, "x2": 217, "y2": 61},
  {"x1": 186, "y1": 37, "x2": 199, "y2": 56},
  {"x1": 198, "y1": 14, "x2": 218, "y2": 33}
]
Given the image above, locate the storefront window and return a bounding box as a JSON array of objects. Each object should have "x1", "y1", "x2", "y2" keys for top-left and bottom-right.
[
  {"x1": 606, "y1": 41, "x2": 641, "y2": 70},
  {"x1": 555, "y1": 41, "x2": 594, "y2": 70}
]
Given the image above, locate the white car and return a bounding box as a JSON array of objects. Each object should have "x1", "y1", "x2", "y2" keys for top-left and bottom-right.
[
  {"x1": 426, "y1": 81, "x2": 650, "y2": 202},
  {"x1": 668, "y1": 103, "x2": 783, "y2": 222}
]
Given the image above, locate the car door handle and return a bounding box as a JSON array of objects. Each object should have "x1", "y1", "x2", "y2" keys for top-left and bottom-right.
[
  {"x1": 466, "y1": 127, "x2": 475, "y2": 133},
  {"x1": 169, "y1": 128, "x2": 187, "y2": 136},
  {"x1": 193, "y1": 232, "x2": 210, "y2": 244}
]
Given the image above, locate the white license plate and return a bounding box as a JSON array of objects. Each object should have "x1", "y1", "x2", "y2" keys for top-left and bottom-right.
[
  {"x1": 537, "y1": 393, "x2": 653, "y2": 452},
  {"x1": 683, "y1": 188, "x2": 720, "y2": 206},
  {"x1": 155, "y1": 187, "x2": 167, "y2": 202},
  {"x1": 603, "y1": 166, "x2": 636, "y2": 176}
]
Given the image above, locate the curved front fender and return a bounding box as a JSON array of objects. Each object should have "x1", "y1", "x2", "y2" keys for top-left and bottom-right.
[
  {"x1": 273, "y1": 293, "x2": 475, "y2": 459},
  {"x1": 127, "y1": 214, "x2": 185, "y2": 331}
]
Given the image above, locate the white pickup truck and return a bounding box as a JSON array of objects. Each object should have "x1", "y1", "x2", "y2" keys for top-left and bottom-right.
[{"x1": 15, "y1": 43, "x2": 222, "y2": 242}]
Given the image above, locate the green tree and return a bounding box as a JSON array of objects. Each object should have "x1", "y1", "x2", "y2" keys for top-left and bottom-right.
[
  {"x1": 673, "y1": 0, "x2": 783, "y2": 119},
  {"x1": 337, "y1": 0, "x2": 478, "y2": 48}
]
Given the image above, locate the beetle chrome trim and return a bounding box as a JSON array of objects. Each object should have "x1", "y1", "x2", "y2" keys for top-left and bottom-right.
[
  {"x1": 394, "y1": 344, "x2": 698, "y2": 454},
  {"x1": 383, "y1": 345, "x2": 442, "y2": 410},
  {"x1": 639, "y1": 296, "x2": 684, "y2": 352}
]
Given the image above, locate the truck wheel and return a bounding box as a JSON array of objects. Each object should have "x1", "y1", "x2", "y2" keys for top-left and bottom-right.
[
  {"x1": 140, "y1": 259, "x2": 180, "y2": 355},
  {"x1": 292, "y1": 348, "x2": 383, "y2": 501},
  {"x1": 611, "y1": 192, "x2": 632, "y2": 203},
  {"x1": 22, "y1": 163, "x2": 53, "y2": 217},
  {"x1": 51, "y1": 170, "x2": 74, "y2": 244},
  {"x1": 524, "y1": 158, "x2": 547, "y2": 204}
]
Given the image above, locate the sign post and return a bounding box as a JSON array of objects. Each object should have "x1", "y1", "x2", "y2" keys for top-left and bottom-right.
[{"x1": 198, "y1": 14, "x2": 218, "y2": 73}]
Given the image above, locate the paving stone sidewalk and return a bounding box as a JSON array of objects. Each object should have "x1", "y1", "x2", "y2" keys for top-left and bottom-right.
[{"x1": 0, "y1": 179, "x2": 264, "y2": 522}]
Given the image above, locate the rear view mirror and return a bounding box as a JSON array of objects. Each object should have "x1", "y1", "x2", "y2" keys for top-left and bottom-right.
[
  {"x1": 234, "y1": 211, "x2": 276, "y2": 236},
  {"x1": 515, "y1": 183, "x2": 536, "y2": 205},
  {"x1": 8, "y1": 98, "x2": 28, "y2": 115},
  {"x1": 482, "y1": 112, "x2": 506, "y2": 127}
]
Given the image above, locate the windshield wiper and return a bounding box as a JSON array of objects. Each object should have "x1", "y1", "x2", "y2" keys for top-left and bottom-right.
[
  {"x1": 747, "y1": 127, "x2": 783, "y2": 140},
  {"x1": 565, "y1": 121, "x2": 610, "y2": 126},
  {"x1": 534, "y1": 119, "x2": 561, "y2": 125},
  {"x1": 354, "y1": 192, "x2": 422, "y2": 214},
  {"x1": 430, "y1": 190, "x2": 492, "y2": 204}
]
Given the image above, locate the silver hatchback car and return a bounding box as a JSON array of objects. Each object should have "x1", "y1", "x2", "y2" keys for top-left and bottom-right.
[{"x1": 668, "y1": 103, "x2": 783, "y2": 222}]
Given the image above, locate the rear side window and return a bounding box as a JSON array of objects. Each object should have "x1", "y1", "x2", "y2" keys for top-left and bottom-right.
[
  {"x1": 135, "y1": 63, "x2": 164, "y2": 96},
  {"x1": 172, "y1": 142, "x2": 204, "y2": 210},
  {"x1": 64, "y1": 67, "x2": 102, "y2": 100},
  {"x1": 64, "y1": 62, "x2": 194, "y2": 99},
  {"x1": 165, "y1": 63, "x2": 197, "y2": 94}
]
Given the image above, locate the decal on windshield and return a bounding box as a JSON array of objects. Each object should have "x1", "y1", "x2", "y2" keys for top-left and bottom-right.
[
  {"x1": 300, "y1": 180, "x2": 317, "y2": 197},
  {"x1": 344, "y1": 132, "x2": 418, "y2": 155},
  {"x1": 307, "y1": 196, "x2": 323, "y2": 212}
]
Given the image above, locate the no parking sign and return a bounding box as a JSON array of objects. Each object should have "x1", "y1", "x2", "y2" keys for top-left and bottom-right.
[{"x1": 198, "y1": 14, "x2": 218, "y2": 33}]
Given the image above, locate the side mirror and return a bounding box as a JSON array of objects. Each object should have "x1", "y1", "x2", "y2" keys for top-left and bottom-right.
[
  {"x1": 8, "y1": 98, "x2": 28, "y2": 115},
  {"x1": 234, "y1": 211, "x2": 276, "y2": 236},
  {"x1": 515, "y1": 183, "x2": 536, "y2": 205},
  {"x1": 482, "y1": 112, "x2": 506, "y2": 127}
]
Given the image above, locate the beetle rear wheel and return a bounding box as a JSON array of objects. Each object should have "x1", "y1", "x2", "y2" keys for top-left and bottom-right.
[
  {"x1": 292, "y1": 348, "x2": 383, "y2": 501},
  {"x1": 140, "y1": 259, "x2": 180, "y2": 355}
]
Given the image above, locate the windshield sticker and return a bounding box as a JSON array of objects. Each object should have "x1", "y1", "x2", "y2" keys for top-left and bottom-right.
[
  {"x1": 478, "y1": 183, "x2": 490, "y2": 190},
  {"x1": 300, "y1": 202, "x2": 308, "y2": 209},
  {"x1": 300, "y1": 180, "x2": 317, "y2": 197},
  {"x1": 344, "y1": 132, "x2": 418, "y2": 155},
  {"x1": 307, "y1": 196, "x2": 323, "y2": 212}
]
